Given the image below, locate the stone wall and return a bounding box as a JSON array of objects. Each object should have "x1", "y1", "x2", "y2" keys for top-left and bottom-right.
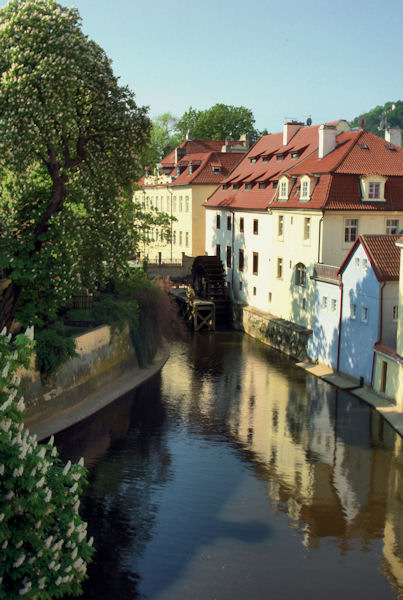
[
  {"x1": 21, "y1": 325, "x2": 138, "y2": 426},
  {"x1": 234, "y1": 304, "x2": 312, "y2": 361}
]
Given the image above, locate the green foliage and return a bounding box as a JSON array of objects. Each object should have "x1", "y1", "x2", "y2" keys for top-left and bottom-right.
[
  {"x1": 350, "y1": 100, "x2": 403, "y2": 142},
  {"x1": 141, "y1": 112, "x2": 182, "y2": 165},
  {"x1": 176, "y1": 103, "x2": 261, "y2": 141},
  {"x1": 35, "y1": 322, "x2": 77, "y2": 380},
  {"x1": 91, "y1": 294, "x2": 139, "y2": 336},
  {"x1": 0, "y1": 328, "x2": 94, "y2": 599},
  {"x1": 0, "y1": 0, "x2": 153, "y2": 331}
]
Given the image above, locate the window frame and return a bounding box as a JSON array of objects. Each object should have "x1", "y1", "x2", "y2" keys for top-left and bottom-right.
[
  {"x1": 252, "y1": 252, "x2": 259, "y2": 276},
  {"x1": 238, "y1": 248, "x2": 244, "y2": 272},
  {"x1": 277, "y1": 257, "x2": 283, "y2": 279},
  {"x1": 226, "y1": 246, "x2": 232, "y2": 268},
  {"x1": 216, "y1": 214, "x2": 221, "y2": 229},
  {"x1": 344, "y1": 218, "x2": 358, "y2": 243},
  {"x1": 253, "y1": 219, "x2": 259, "y2": 235},
  {"x1": 295, "y1": 263, "x2": 306, "y2": 287}
]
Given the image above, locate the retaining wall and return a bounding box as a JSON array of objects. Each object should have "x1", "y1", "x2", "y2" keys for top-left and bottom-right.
[
  {"x1": 234, "y1": 304, "x2": 312, "y2": 361},
  {"x1": 22, "y1": 325, "x2": 138, "y2": 427}
]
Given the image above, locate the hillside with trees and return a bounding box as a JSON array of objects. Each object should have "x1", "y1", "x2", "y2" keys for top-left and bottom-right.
[{"x1": 350, "y1": 100, "x2": 403, "y2": 141}]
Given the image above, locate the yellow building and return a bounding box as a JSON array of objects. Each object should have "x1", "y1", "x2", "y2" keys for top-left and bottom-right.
[{"x1": 135, "y1": 138, "x2": 246, "y2": 263}]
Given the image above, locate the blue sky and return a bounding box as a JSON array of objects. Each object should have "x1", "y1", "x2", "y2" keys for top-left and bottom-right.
[{"x1": 2, "y1": 0, "x2": 403, "y2": 132}]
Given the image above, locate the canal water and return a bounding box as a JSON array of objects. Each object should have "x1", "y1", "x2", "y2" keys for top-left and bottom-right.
[{"x1": 56, "y1": 331, "x2": 403, "y2": 600}]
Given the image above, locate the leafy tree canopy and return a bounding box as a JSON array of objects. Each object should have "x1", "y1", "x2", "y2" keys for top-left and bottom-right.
[
  {"x1": 350, "y1": 100, "x2": 403, "y2": 140},
  {"x1": 0, "y1": 0, "x2": 168, "y2": 332},
  {"x1": 176, "y1": 103, "x2": 260, "y2": 141}
]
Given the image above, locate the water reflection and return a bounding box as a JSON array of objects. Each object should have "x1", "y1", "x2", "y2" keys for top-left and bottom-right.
[{"x1": 59, "y1": 332, "x2": 403, "y2": 600}]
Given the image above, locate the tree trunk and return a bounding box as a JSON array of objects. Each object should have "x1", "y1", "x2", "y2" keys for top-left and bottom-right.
[{"x1": 0, "y1": 280, "x2": 21, "y2": 333}]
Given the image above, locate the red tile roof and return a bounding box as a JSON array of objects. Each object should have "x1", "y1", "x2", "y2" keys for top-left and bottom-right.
[
  {"x1": 205, "y1": 122, "x2": 403, "y2": 212},
  {"x1": 338, "y1": 234, "x2": 401, "y2": 281}
]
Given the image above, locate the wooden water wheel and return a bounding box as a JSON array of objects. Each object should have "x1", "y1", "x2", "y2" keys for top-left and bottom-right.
[{"x1": 191, "y1": 256, "x2": 232, "y2": 328}]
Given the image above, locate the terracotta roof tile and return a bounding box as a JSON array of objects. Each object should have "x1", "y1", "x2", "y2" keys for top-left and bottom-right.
[{"x1": 339, "y1": 234, "x2": 401, "y2": 281}]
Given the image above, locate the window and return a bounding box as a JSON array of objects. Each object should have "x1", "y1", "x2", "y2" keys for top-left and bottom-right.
[
  {"x1": 304, "y1": 217, "x2": 311, "y2": 241},
  {"x1": 280, "y1": 180, "x2": 288, "y2": 199},
  {"x1": 268, "y1": 292, "x2": 272, "y2": 302},
  {"x1": 216, "y1": 244, "x2": 221, "y2": 259},
  {"x1": 173, "y1": 230, "x2": 177, "y2": 245},
  {"x1": 278, "y1": 215, "x2": 284, "y2": 237},
  {"x1": 355, "y1": 258, "x2": 360, "y2": 269},
  {"x1": 179, "y1": 231, "x2": 183, "y2": 246},
  {"x1": 239, "y1": 217, "x2": 244, "y2": 233},
  {"x1": 212, "y1": 166, "x2": 221, "y2": 174},
  {"x1": 301, "y1": 180, "x2": 309, "y2": 198},
  {"x1": 155, "y1": 196, "x2": 159, "y2": 209},
  {"x1": 253, "y1": 252, "x2": 259, "y2": 275},
  {"x1": 387, "y1": 219, "x2": 399, "y2": 234},
  {"x1": 295, "y1": 263, "x2": 306, "y2": 286},
  {"x1": 253, "y1": 219, "x2": 259, "y2": 235},
  {"x1": 302, "y1": 298, "x2": 306, "y2": 310},
  {"x1": 253, "y1": 287, "x2": 257, "y2": 296},
  {"x1": 362, "y1": 258, "x2": 368, "y2": 270},
  {"x1": 173, "y1": 197, "x2": 177, "y2": 212},
  {"x1": 226, "y1": 246, "x2": 232, "y2": 268},
  {"x1": 166, "y1": 197, "x2": 171, "y2": 212},
  {"x1": 351, "y1": 303, "x2": 356, "y2": 319},
  {"x1": 331, "y1": 298, "x2": 337, "y2": 312},
  {"x1": 361, "y1": 306, "x2": 368, "y2": 322},
  {"x1": 239, "y1": 281, "x2": 243, "y2": 290},
  {"x1": 185, "y1": 196, "x2": 189, "y2": 212},
  {"x1": 185, "y1": 232, "x2": 189, "y2": 247},
  {"x1": 322, "y1": 296, "x2": 328, "y2": 310},
  {"x1": 179, "y1": 196, "x2": 183, "y2": 212},
  {"x1": 345, "y1": 219, "x2": 358, "y2": 242},
  {"x1": 160, "y1": 198, "x2": 164, "y2": 211},
  {"x1": 245, "y1": 183, "x2": 253, "y2": 190},
  {"x1": 233, "y1": 183, "x2": 240, "y2": 190},
  {"x1": 368, "y1": 182, "x2": 380, "y2": 199},
  {"x1": 393, "y1": 305, "x2": 398, "y2": 321},
  {"x1": 277, "y1": 258, "x2": 283, "y2": 279},
  {"x1": 239, "y1": 249, "x2": 244, "y2": 271},
  {"x1": 216, "y1": 214, "x2": 221, "y2": 229},
  {"x1": 227, "y1": 216, "x2": 232, "y2": 231},
  {"x1": 258, "y1": 182, "x2": 266, "y2": 189}
]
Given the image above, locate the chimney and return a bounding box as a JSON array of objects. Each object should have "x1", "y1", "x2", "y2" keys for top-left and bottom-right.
[
  {"x1": 174, "y1": 146, "x2": 186, "y2": 166},
  {"x1": 385, "y1": 126, "x2": 402, "y2": 148},
  {"x1": 283, "y1": 121, "x2": 303, "y2": 145},
  {"x1": 239, "y1": 133, "x2": 251, "y2": 148},
  {"x1": 221, "y1": 139, "x2": 229, "y2": 153},
  {"x1": 318, "y1": 124, "x2": 336, "y2": 159}
]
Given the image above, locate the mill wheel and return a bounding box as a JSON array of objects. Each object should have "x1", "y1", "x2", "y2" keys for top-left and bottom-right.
[{"x1": 191, "y1": 256, "x2": 232, "y2": 328}]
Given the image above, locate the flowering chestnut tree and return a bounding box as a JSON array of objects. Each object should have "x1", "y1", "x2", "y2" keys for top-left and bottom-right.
[
  {"x1": 0, "y1": 0, "x2": 166, "y2": 332},
  {"x1": 0, "y1": 327, "x2": 94, "y2": 598}
]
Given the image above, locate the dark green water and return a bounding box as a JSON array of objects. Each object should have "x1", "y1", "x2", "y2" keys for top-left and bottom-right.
[{"x1": 57, "y1": 332, "x2": 403, "y2": 600}]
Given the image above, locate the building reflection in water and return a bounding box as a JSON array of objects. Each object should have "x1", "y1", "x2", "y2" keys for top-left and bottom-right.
[{"x1": 162, "y1": 332, "x2": 403, "y2": 596}]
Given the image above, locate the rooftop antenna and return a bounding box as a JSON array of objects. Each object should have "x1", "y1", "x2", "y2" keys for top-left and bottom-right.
[{"x1": 358, "y1": 115, "x2": 366, "y2": 130}]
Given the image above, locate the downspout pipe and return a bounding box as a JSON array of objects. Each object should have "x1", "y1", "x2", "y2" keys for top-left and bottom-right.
[
  {"x1": 167, "y1": 187, "x2": 173, "y2": 264},
  {"x1": 317, "y1": 212, "x2": 324, "y2": 263},
  {"x1": 336, "y1": 274, "x2": 343, "y2": 372},
  {"x1": 371, "y1": 282, "x2": 386, "y2": 386}
]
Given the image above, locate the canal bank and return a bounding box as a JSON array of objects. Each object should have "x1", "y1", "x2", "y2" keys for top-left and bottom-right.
[
  {"x1": 23, "y1": 324, "x2": 169, "y2": 441},
  {"x1": 233, "y1": 303, "x2": 403, "y2": 438}
]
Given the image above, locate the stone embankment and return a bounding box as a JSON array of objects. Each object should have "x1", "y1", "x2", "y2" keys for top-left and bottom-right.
[{"x1": 22, "y1": 325, "x2": 169, "y2": 441}]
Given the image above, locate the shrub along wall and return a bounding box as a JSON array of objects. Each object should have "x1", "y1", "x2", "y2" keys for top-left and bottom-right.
[{"x1": 21, "y1": 324, "x2": 138, "y2": 427}]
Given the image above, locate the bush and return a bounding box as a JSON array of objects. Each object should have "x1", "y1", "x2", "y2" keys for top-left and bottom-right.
[{"x1": 35, "y1": 322, "x2": 77, "y2": 380}]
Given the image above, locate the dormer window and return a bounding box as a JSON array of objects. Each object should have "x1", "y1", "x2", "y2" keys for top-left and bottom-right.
[
  {"x1": 258, "y1": 182, "x2": 266, "y2": 189},
  {"x1": 276, "y1": 153, "x2": 284, "y2": 162},
  {"x1": 279, "y1": 177, "x2": 289, "y2": 200},
  {"x1": 250, "y1": 158, "x2": 257, "y2": 163},
  {"x1": 291, "y1": 152, "x2": 300, "y2": 159},
  {"x1": 368, "y1": 182, "x2": 380, "y2": 199},
  {"x1": 301, "y1": 180, "x2": 309, "y2": 198},
  {"x1": 262, "y1": 156, "x2": 270, "y2": 162},
  {"x1": 233, "y1": 183, "x2": 240, "y2": 190},
  {"x1": 212, "y1": 166, "x2": 221, "y2": 174},
  {"x1": 361, "y1": 176, "x2": 386, "y2": 202},
  {"x1": 245, "y1": 183, "x2": 253, "y2": 190},
  {"x1": 223, "y1": 183, "x2": 229, "y2": 190}
]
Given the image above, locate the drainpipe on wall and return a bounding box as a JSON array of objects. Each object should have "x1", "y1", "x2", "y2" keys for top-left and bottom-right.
[
  {"x1": 317, "y1": 213, "x2": 324, "y2": 263},
  {"x1": 167, "y1": 187, "x2": 173, "y2": 264},
  {"x1": 336, "y1": 274, "x2": 343, "y2": 372},
  {"x1": 371, "y1": 282, "x2": 386, "y2": 386}
]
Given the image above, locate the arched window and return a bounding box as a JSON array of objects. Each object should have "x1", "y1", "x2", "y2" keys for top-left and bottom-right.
[{"x1": 295, "y1": 263, "x2": 306, "y2": 287}]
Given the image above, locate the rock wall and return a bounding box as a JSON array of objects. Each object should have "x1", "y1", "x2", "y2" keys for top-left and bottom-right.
[
  {"x1": 234, "y1": 304, "x2": 312, "y2": 361},
  {"x1": 21, "y1": 325, "x2": 138, "y2": 426}
]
